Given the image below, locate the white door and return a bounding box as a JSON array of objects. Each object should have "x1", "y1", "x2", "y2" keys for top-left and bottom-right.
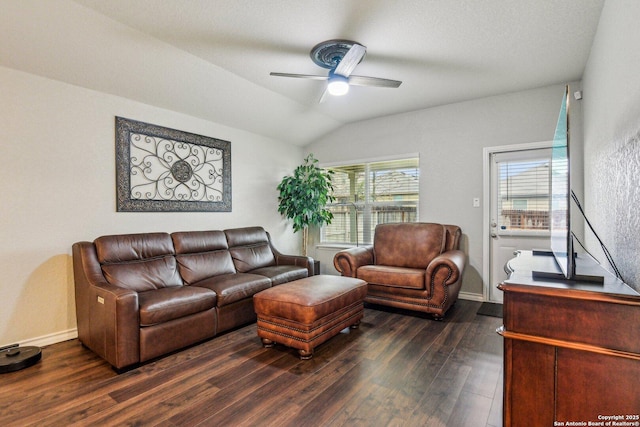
[{"x1": 487, "y1": 145, "x2": 552, "y2": 302}]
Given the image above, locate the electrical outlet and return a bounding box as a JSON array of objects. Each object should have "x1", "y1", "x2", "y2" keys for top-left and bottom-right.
[{"x1": 473, "y1": 198, "x2": 480, "y2": 208}]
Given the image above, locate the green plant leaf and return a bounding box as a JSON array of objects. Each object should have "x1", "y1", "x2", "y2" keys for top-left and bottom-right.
[{"x1": 276, "y1": 153, "x2": 335, "y2": 233}]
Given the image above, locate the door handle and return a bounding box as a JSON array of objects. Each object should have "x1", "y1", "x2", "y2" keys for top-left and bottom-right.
[{"x1": 491, "y1": 232, "x2": 498, "y2": 239}]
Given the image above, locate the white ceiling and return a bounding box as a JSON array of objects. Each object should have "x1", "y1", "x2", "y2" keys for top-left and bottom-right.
[{"x1": 2, "y1": 0, "x2": 604, "y2": 145}]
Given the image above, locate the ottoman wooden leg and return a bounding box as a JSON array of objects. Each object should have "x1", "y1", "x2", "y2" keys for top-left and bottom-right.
[
  {"x1": 261, "y1": 338, "x2": 275, "y2": 348},
  {"x1": 350, "y1": 320, "x2": 361, "y2": 329},
  {"x1": 298, "y1": 349, "x2": 313, "y2": 360}
]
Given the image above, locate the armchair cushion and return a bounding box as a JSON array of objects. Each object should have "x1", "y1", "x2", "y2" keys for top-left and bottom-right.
[
  {"x1": 374, "y1": 223, "x2": 445, "y2": 268},
  {"x1": 357, "y1": 265, "x2": 425, "y2": 290}
]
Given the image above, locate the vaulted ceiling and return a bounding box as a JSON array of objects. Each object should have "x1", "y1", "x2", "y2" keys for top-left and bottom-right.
[{"x1": 1, "y1": 0, "x2": 604, "y2": 145}]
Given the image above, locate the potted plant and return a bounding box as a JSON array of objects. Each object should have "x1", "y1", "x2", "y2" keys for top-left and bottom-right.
[{"x1": 277, "y1": 154, "x2": 335, "y2": 256}]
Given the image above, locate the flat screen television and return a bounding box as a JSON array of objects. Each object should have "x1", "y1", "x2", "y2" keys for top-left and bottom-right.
[
  {"x1": 533, "y1": 85, "x2": 603, "y2": 283},
  {"x1": 549, "y1": 85, "x2": 573, "y2": 278}
]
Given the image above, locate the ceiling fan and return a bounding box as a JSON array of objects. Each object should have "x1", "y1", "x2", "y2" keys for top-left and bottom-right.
[{"x1": 270, "y1": 39, "x2": 402, "y2": 101}]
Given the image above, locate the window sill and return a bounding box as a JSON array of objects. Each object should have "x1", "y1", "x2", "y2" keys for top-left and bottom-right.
[
  {"x1": 497, "y1": 230, "x2": 551, "y2": 238},
  {"x1": 315, "y1": 243, "x2": 363, "y2": 250}
]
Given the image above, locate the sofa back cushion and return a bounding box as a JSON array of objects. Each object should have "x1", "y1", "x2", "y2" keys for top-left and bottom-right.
[
  {"x1": 373, "y1": 223, "x2": 446, "y2": 269},
  {"x1": 95, "y1": 232, "x2": 175, "y2": 263},
  {"x1": 172, "y1": 230, "x2": 236, "y2": 284},
  {"x1": 225, "y1": 227, "x2": 276, "y2": 273},
  {"x1": 171, "y1": 230, "x2": 228, "y2": 254},
  {"x1": 95, "y1": 233, "x2": 183, "y2": 291},
  {"x1": 176, "y1": 251, "x2": 236, "y2": 285}
]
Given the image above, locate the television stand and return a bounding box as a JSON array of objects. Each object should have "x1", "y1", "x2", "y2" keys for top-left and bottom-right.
[
  {"x1": 528, "y1": 250, "x2": 605, "y2": 284},
  {"x1": 498, "y1": 250, "x2": 640, "y2": 426}
]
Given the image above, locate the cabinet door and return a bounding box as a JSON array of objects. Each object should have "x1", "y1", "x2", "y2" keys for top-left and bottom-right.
[
  {"x1": 556, "y1": 348, "x2": 640, "y2": 420},
  {"x1": 504, "y1": 339, "x2": 555, "y2": 426}
]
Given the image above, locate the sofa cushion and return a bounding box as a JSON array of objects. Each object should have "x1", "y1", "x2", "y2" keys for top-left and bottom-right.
[
  {"x1": 357, "y1": 265, "x2": 425, "y2": 290},
  {"x1": 229, "y1": 244, "x2": 276, "y2": 273},
  {"x1": 95, "y1": 232, "x2": 174, "y2": 263},
  {"x1": 101, "y1": 255, "x2": 183, "y2": 292},
  {"x1": 373, "y1": 223, "x2": 445, "y2": 269},
  {"x1": 224, "y1": 226, "x2": 269, "y2": 247},
  {"x1": 192, "y1": 273, "x2": 271, "y2": 307},
  {"x1": 176, "y1": 251, "x2": 236, "y2": 285},
  {"x1": 171, "y1": 230, "x2": 229, "y2": 254},
  {"x1": 225, "y1": 227, "x2": 276, "y2": 272},
  {"x1": 138, "y1": 286, "x2": 217, "y2": 326},
  {"x1": 250, "y1": 265, "x2": 309, "y2": 285}
]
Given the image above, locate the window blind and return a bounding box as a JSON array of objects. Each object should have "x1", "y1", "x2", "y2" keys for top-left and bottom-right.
[
  {"x1": 322, "y1": 157, "x2": 419, "y2": 245},
  {"x1": 497, "y1": 157, "x2": 551, "y2": 231}
]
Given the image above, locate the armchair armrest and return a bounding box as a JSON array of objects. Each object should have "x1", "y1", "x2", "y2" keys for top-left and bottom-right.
[
  {"x1": 426, "y1": 249, "x2": 466, "y2": 286},
  {"x1": 333, "y1": 246, "x2": 374, "y2": 277},
  {"x1": 72, "y1": 242, "x2": 140, "y2": 369}
]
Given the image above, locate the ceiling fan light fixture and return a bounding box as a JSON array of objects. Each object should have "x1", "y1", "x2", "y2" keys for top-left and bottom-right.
[
  {"x1": 270, "y1": 39, "x2": 402, "y2": 102},
  {"x1": 327, "y1": 74, "x2": 349, "y2": 96}
]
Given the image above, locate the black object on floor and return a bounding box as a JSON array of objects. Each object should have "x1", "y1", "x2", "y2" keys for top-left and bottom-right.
[
  {"x1": 0, "y1": 344, "x2": 42, "y2": 373},
  {"x1": 477, "y1": 302, "x2": 503, "y2": 318}
]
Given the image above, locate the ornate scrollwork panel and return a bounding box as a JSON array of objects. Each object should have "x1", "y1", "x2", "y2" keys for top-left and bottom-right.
[{"x1": 116, "y1": 117, "x2": 231, "y2": 212}]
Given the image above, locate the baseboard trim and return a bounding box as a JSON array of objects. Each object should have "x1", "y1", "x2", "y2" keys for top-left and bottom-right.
[
  {"x1": 14, "y1": 328, "x2": 78, "y2": 348},
  {"x1": 458, "y1": 291, "x2": 485, "y2": 302},
  {"x1": 6, "y1": 295, "x2": 486, "y2": 347}
]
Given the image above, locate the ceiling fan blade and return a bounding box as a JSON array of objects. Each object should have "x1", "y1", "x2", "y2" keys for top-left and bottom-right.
[
  {"x1": 270, "y1": 72, "x2": 328, "y2": 81},
  {"x1": 348, "y1": 75, "x2": 402, "y2": 88},
  {"x1": 318, "y1": 87, "x2": 329, "y2": 104},
  {"x1": 334, "y1": 43, "x2": 366, "y2": 77}
]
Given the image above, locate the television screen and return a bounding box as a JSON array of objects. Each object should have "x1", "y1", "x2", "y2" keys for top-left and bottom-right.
[{"x1": 549, "y1": 85, "x2": 573, "y2": 279}]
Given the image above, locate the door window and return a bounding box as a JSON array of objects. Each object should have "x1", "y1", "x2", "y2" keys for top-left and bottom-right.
[{"x1": 495, "y1": 151, "x2": 552, "y2": 235}]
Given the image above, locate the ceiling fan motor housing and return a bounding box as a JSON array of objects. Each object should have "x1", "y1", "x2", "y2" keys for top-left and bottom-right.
[{"x1": 310, "y1": 40, "x2": 365, "y2": 69}]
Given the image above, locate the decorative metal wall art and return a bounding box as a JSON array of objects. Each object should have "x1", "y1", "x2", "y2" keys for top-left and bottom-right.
[{"x1": 115, "y1": 117, "x2": 231, "y2": 212}]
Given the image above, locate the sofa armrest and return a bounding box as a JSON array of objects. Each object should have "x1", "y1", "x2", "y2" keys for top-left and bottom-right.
[
  {"x1": 426, "y1": 249, "x2": 466, "y2": 286},
  {"x1": 274, "y1": 251, "x2": 315, "y2": 276},
  {"x1": 72, "y1": 242, "x2": 140, "y2": 369},
  {"x1": 266, "y1": 232, "x2": 315, "y2": 275},
  {"x1": 333, "y1": 246, "x2": 374, "y2": 277}
]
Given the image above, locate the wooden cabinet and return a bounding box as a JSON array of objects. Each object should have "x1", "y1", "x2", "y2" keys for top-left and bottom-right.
[{"x1": 498, "y1": 251, "x2": 640, "y2": 427}]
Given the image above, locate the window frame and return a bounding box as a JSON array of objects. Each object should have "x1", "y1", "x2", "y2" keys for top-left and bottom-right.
[
  {"x1": 320, "y1": 154, "x2": 420, "y2": 246},
  {"x1": 494, "y1": 148, "x2": 554, "y2": 237}
]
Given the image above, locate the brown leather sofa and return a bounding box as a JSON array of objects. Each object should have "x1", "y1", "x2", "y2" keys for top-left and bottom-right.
[
  {"x1": 72, "y1": 226, "x2": 312, "y2": 370},
  {"x1": 333, "y1": 222, "x2": 465, "y2": 319}
]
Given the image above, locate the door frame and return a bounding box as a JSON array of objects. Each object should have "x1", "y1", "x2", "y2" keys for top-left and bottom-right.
[{"x1": 482, "y1": 140, "x2": 552, "y2": 301}]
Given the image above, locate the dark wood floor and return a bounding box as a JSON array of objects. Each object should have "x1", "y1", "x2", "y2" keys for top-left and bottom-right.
[{"x1": 0, "y1": 300, "x2": 503, "y2": 427}]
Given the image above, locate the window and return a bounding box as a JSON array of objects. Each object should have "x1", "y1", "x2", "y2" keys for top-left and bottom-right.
[
  {"x1": 497, "y1": 156, "x2": 552, "y2": 232},
  {"x1": 321, "y1": 157, "x2": 419, "y2": 245}
]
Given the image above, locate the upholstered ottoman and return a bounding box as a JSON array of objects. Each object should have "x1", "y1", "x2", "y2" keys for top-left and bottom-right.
[{"x1": 253, "y1": 275, "x2": 367, "y2": 359}]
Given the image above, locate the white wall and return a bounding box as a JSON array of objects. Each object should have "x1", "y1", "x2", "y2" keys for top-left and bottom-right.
[
  {"x1": 306, "y1": 83, "x2": 581, "y2": 297},
  {"x1": 582, "y1": 0, "x2": 640, "y2": 291},
  {"x1": 0, "y1": 66, "x2": 303, "y2": 347}
]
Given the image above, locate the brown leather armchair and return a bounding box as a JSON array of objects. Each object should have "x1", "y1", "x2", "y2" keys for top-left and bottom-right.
[{"x1": 333, "y1": 222, "x2": 465, "y2": 319}]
